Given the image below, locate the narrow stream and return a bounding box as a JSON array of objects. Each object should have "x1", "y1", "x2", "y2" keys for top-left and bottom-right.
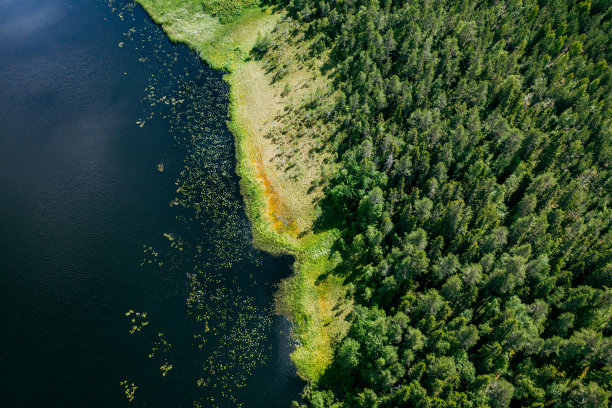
[{"x1": 0, "y1": 1, "x2": 303, "y2": 406}]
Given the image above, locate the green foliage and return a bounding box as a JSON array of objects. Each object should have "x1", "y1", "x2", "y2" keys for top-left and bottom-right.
[
  {"x1": 201, "y1": 0, "x2": 258, "y2": 23},
  {"x1": 251, "y1": 31, "x2": 271, "y2": 59},
  {"x1": 281, "y1": 0, "x2": 612, "y2": 406}
]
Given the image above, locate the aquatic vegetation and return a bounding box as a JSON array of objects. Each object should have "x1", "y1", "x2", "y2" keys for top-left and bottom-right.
[
  {"x1": 140, "y1": 245, "x2": 159, "y2": 268},
  {"x1": 158, "y1": 70, "x2": 285, "y2": 405},
  {"x1": 124, "y1": 310, "x2": 149, "y2": 334},
  {"x1": 119, "y1": 380, "x2": 137, "y2": 402},
  {"x1": 148, "y1": 332, "x2": 171, "y2": 359},
  {"x1": 105, "y1": 1, "x2": 306, "y2": 405},
  {"x1": 160, "y1": 363, "x2": 173, "y2": 376}
]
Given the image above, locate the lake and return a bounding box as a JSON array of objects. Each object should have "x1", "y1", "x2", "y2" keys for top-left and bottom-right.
[{"x1": 0, "y1": 0, "x2": 303, "y2": 406}]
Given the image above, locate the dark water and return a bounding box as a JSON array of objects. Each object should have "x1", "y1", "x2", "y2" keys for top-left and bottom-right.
[{"x1": 0, "y1": 0, "x2": 303, "y2": 406}]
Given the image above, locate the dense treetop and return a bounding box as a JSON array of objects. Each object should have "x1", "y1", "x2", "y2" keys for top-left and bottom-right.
[{"x1": 264, "y1": 0, "x2": 612, "y2": 406}]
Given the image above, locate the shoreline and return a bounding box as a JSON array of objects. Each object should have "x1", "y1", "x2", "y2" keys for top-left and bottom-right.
[{"x1": 133, "y1": 1, "x2": 350, "y2": 382}]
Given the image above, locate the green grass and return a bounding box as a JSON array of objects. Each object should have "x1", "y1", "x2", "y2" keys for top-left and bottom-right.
[
  {"x1": 201, "y1": 0, "x2": 258, "y2": 23},
  {"x1": 277, "y1": 231, "x2": 352, "y2": 380},
  {"x1": 134, "y1": 0, "x2": 277, "y2": 70},
  {"x1": 135, "y1": 0, "x2": 351, "y2": 382},
  {"x1": 228, "y1": 93, "x2": 296, "y2": 255}
]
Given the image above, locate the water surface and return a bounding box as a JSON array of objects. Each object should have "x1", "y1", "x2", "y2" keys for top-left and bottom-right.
[{"x1": 0, "y1": 1, "x2": 302, "y2": 406}]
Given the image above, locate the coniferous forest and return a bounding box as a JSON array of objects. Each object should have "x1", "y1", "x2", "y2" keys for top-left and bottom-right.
[{"x1": 265, "y1": 0, "x2": 612, "y2": 406}]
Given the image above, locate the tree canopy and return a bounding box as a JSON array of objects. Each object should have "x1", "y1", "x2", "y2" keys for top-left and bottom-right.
[{"x1": 266, "y1": 0, "x2": 611, "y2": 406}]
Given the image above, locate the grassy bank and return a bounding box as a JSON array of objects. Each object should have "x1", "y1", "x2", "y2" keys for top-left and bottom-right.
[{"x1": 134, "y1": 0, "x2": 351, "y2": 382}]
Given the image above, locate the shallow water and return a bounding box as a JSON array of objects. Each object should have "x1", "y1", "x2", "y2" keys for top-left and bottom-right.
[{"x1": 0, "y1": 0, "x2": 303, "y2": 406}]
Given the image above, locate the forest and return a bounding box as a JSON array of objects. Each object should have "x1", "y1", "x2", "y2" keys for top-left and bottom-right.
[{"x1": 253, "y1": 0, "x2": 612, "y2": 406}]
